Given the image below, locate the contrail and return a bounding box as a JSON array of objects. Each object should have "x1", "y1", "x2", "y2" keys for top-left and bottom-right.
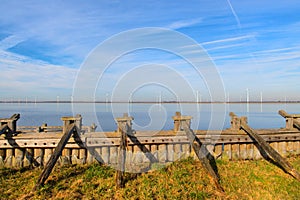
[
  {"x1": 0, "y1": 35, "x2": 24, "y2": 50},
  {"x1": 227, "y1": 0, "x2": 241, "y2": 28}
]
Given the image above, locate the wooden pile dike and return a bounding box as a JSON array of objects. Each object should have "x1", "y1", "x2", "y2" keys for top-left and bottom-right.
[{"x1": 0, "y1": 110, "x2": 300, "y2": 170}]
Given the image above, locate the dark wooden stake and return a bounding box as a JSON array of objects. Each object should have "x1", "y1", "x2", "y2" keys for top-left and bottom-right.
[
  {"x1": 0, "y1": 124, "x2": 9, "y2": 135},
  {"x1": 33, "y1": 124, "x2": 77, "y2": 190},
  {"x1": 116, "y1": 124, "x2": 127, "y2": 188},
  {"x1": 240, "y1": 117, "x2": 300, "y2": 181},
  {"x1": 182, "y1": 122, "x2": 224, "y2": 192},
  {"x1": 115, "y1": 114, "x2": 133, "y2": 188}
]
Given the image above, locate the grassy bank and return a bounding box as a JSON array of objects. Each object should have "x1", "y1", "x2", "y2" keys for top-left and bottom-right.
[{"x1": 0, "y1": 156, "x2": 299, "y2": 199}]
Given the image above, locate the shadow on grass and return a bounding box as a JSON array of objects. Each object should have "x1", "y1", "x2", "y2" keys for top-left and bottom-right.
[
  {"x1": 0, "y1": 166, "x2": 34, "y2": 177},
  {"x1": 39, "y1": 165, "x2": 88, "y2": 191}
]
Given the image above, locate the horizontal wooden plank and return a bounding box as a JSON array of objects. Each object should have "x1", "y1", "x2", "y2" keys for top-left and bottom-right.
[
  {"x1": 10, "y1": 128, "x2": 300, "y2": 138},
  {"x1": 279, "y1": 110, "x2": 300, "y2": 118},
  {"x1": 0, "y1": 132, "x2": 299, "y2": 148}
]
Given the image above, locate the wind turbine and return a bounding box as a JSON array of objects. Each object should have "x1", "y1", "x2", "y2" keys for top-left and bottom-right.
[
  {"x1": 246, "y1": 88, "x2": 249, "y2": 103},
  {"x1": 246, "y1": 88, "x2": 249, "y2": 112}
]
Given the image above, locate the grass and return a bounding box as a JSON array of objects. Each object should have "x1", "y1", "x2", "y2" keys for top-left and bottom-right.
[{"x1": 0, "y1": 156, "x2": 299, "y2": 199}]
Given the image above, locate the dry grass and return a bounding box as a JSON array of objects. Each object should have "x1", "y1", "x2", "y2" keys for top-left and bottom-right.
[{"x1": 0, "y1": 156, "x2": 299, "y2": 199}]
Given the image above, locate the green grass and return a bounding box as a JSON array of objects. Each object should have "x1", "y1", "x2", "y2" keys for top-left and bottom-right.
[{"x1": 0, "y1": 156, "x2": 300, "y2": 199}]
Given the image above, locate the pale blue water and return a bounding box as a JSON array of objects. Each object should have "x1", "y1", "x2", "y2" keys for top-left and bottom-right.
[{"x1": 0, "y1": 103, "x2": 299, "y2": 131}]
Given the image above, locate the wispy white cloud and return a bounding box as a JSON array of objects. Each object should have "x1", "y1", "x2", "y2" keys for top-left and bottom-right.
[
  {"x1": 201, "y1": 35, "x2": 255, "y2": 45},
  {"x1": 206, "y1": 42, "x2": 246, "y2": 51},
  {"x1": 166, "y1": 18, "x2": 202, "y2": 30},
  {"x1": 0, "y1": 35, "x2": 24, "y2": 50},
  {"x1": 0, "y1": 49, "x2": 77, "y2": 99},
  {"x1": 253, "y1": 46, "x2": 300, "y2": 54}
]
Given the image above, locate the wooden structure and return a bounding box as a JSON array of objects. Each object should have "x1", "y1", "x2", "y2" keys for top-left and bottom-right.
[
  {"x1": 0, "y1": 110, "x2": 299, "y2": 172},
  {"x1": 115, "y1": 113, "x2": 133, "y2": 188},
  {"x1": 279, "y1": 110, "x2": 300, "y2": 130},
  {"x1": 34, "y1": 115, "x2": 82, "y2": 190},
  {"x1": 173, "y1": 112, "x2": 224, "y2": 191},
  {"x1": 0, "y1": 114, "x2": 20, "y2": 137},
  {"x1": 231, "y1": 112, "x2": 300, "y2": 181}
]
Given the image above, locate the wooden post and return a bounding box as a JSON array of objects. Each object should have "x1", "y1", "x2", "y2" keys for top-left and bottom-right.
[
  {"x1": 34, "y1": 148, "x2": 43, "y2": 167},
  {"x1": 246, "y1": 143, "x2": 254, "y2": 160},
  {"x1": 15, "y1": 148, "x2": 24, "y2": 168},
  {"x1": 110, "y1": 146, "x2": 118, "y2": 165},
  {"x1": 115, "y1": 113, "x2": 133, "y2": 188},
  {"x1": 174, "y1": 112, "x2": 224, "y2": 192},
  {"x1": 229, "y1": 112, "x2": 241, "y2": 130},
  {"x1": 167, "y1": 144, "x2": 174, "y2": 162},
  {"x1": 279, "y1": 110, "x2": 300, "y2": 130},
  {"x1": 231, "y1": 112, "x2": 300, "y2": 181},
  {"x1": 86, "y1": 148, "x2": 95, "y2": 164},
  {"x1": 172, "y1": 112, "x2": 192, "y2": 132},
  {"x1": 44, "y1": 148, "x2": 53, "y2": 164},
  {"x1": 89, "y1": 123, "x2": 97, "y2": 132},
  {"x1": 79, "y1": 148, "x2": 86, "y2": 164},
  {"x1": 34, "y1": 115, "x2": 82, "y2": 191},
  {"x1": 102, "y1": 147, "x2": 109, "y2": 164},
  {"x1": 173, "y1": 112, "x2": 181, "y2": 132},
  {"x1": 5, "y1": 149, "x2": 13, "y2": 168},
  {"x1": 62, "y1": 115, "x2": 82, "y2": 134},
  {"x1": 0, "y1": 149, "x2": 5, "y2": 160},
  {"x1": 72, "y1": 149, "x2": 79, "y2": 164},
  {"x1": 24, "y1": 148, "x2": 34, "y2": 167},
  {"x1": 0, "y1": 149, "x2": 4, "y2": 168},
  {"x1": 158, "y1": 144, "x2": 167, "y2": 163},
  {"x1": 174, "y1": 143, "x2": 181, "y2": 161},
  {"x1": 0, "y1": 113, "x2": 20, "y2": 136}
]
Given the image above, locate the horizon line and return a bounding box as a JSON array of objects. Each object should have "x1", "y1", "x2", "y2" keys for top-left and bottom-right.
[{"x1": 0, "y1": 100, "x2": 299, "y2": 104}]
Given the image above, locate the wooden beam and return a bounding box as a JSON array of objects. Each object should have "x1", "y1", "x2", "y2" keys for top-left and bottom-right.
[
  {"x1": 0, "y1": 113, "x2": 20, "y2": 135},
  {"x1": 10, "y1": 113, "x2": 20, "y2": 121},
  {"x1": 33, "y1": 124, "x2": 77, "y2": 190},
  {"x1": 279, "y1": 110, "x2": 300, "y2": 130},
  {"x1": 0, "y1": 124, "x2": 9, "y2": 135},
  {"x1": 182, "y1": 121, "x2": 224, "y2": 192},
  {"x1": 240, "y1": 120, "x2": 300, "y2": 181},
  {"x1": 279, "y1": 110, "x2": 300, "y2": 118}
]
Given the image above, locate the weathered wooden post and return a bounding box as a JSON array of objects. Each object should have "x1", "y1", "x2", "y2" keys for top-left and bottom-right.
[
  {"x1": 115, "y1": 113, "x2": 133, "y2": 188},
  {"x1": 0, "y1": 149, "x2": 5, "y2": 168},
  {"x1": 62, "y1": 115, "x2": 82, "y2": 134},
  {"x1": 34, "y1": 114, "x2": 82, "y2": 190},
  {"x1": 172, "y1": 112, "x2": 192, "y2": 132},
  {"x1": 88, "y1": 123, "x2": 97, "y2": 132},
  {"x1": 173, "y1": 112, "x2": 181, "y2": 132},
  {"x1": 229, "y1": 112, "x2": 247, "y2": 130},
  {"x1": 36, "y1": 123, "x2": 48, "y2": 133},
  {"x1": 173, "y1": 112, "x2": 224, "y2": 192},
  {"x1": 279, "y1": 110, "x2": 300, "y2": 130},
  {"x1": 0, "y1": 114, "x2": 20, "y2": 136}
]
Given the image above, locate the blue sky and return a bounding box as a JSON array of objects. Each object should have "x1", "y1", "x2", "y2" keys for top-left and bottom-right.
[{"x1": 0, "y1": 0, "x2": 300, "y2": 102}]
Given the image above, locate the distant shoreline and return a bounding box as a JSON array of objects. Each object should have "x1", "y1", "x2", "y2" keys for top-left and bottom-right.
[{"x1": 0, "y1": 101, "x2": 299, "y2": 104}]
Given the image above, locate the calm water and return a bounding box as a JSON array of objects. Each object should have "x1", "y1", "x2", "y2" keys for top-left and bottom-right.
[{"x1": 0, "y1": 103, "x2": 299, "y2": 131}]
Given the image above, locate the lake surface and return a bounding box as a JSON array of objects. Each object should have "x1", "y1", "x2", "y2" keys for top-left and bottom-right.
[{"x1": 0, "y1": 103, "x2": 299, "y2": 131}]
